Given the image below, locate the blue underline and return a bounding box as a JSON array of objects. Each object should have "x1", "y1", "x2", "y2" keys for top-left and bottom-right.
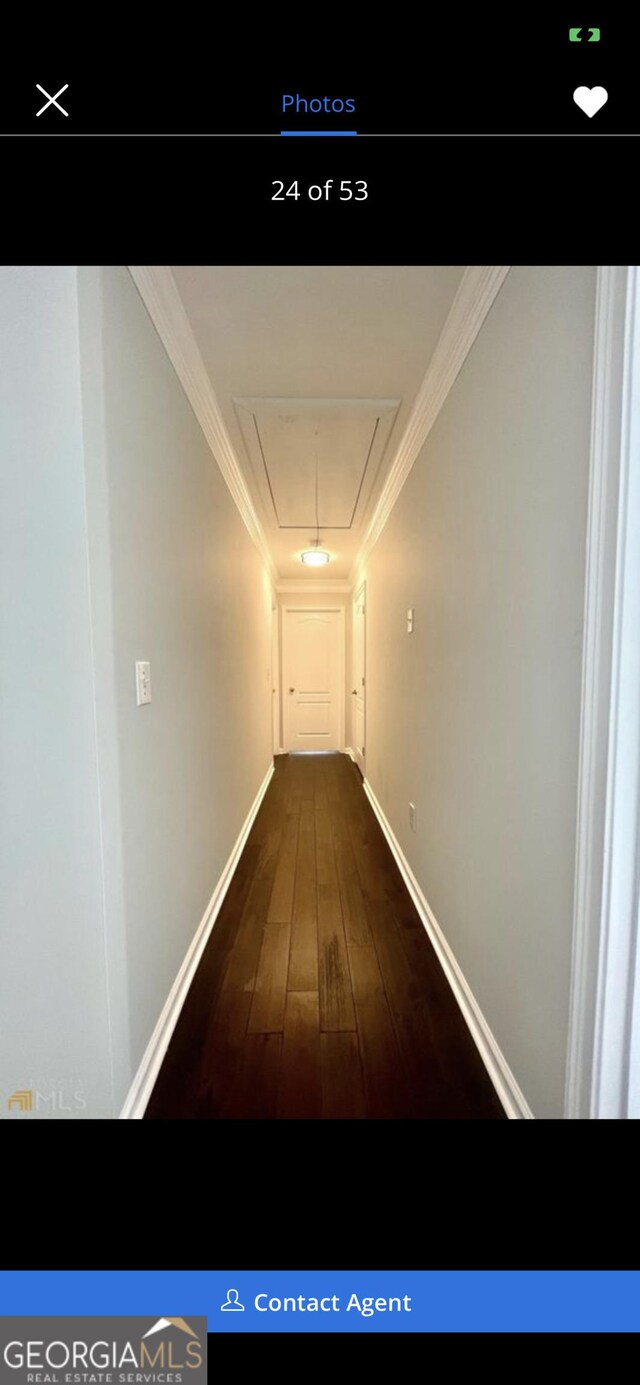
[{"x1": 280, "y1": 130, "x2": 358, "y2": 136}]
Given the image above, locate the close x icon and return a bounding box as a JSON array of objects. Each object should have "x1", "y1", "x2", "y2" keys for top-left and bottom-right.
[{"x1": 36, "y1": 83, "x2": 69, "y2": 117}]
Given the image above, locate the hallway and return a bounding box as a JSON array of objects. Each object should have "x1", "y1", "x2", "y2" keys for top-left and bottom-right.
[
  {"x1": 146, "y1": 754, "x2": 504, "y2": 1119},
  {"x1": 7, "y1": 262, "x2": 630, "y2": 1121}
]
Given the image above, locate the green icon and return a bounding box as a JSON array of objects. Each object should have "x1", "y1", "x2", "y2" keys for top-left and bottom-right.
[{"x1": 569, "y1": 26, "x2": 600, "y2": 41}]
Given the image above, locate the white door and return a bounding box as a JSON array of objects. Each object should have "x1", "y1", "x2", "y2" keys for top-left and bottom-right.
[
  {"x1": 352, "y1": 584, "x2": 366, "y2": 775},
  {"x1": 283, "y1": 609, "x2": 344, "y2": 752}
]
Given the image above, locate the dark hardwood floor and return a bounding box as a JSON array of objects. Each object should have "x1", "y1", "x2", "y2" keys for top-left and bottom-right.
[{"x1": 145, "y1": 753, "x2": 505, "y2": 1119}]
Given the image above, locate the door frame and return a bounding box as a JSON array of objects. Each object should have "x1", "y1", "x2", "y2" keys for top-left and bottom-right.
[
  {"x1": 282, "y1": 605, "x2": 346, "y2": 753},
  {"x1": 270, "y1": 598, "x2": 282, "y2": 755},
  {"x1": 565, "y1": 265, "x2": 640, "y2": 1119},
  {"x1": 351, "y1": 581, "x2": 367, "y2": 777}
]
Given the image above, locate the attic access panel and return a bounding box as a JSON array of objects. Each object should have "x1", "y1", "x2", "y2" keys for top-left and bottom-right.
[{"x1": 234, "y1": 397, "x2": 399, "y2": 530}]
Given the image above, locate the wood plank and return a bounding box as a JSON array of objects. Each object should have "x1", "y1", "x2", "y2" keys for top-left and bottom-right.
[
  {"x1": 318, "y1": 892, "x2": 355, "y2": 1031},
  {"x1": 278, "y1": 991, "x2": 322, "y2": 1118},
  {"x1": 268, "y1": 806, "x2": 300, "y2": 922},
  {"x1": 144, "y1": 911, "x2": 233, "y2": 1119},
  {"x1": 364, "y1": 897, "x2": 399, "y2": 935},
  {"x1": 246, "y1": 801, "x2": 272, "y2": 846},
  {"x1": 331, "y1": 809, "x2": 373, "y2": 944},
  {"x1": 428, "y1": 1011, "x2": 506, "y2": 1119},
  {"x1": 146, "y1": 752, "x2": 507, "y2": 1122},
  {"x1": 144, "y1": 942, "x2": 230, "y2": 1119},
  {"x1": 146, "y1": 825, "x2": 281, "y2": 1118},
  {"x1": 247, "y1": 923, "x2": 291, "y2": 1032},
  {"x1": 255, "y1": 825, "x2": 284, "y2": 880},
  {"x1": 315, "y1": 779, "x2": 329, "y2": 815},
  {"x1": 316, "y1": 799, "x2": 356, "y2": 1032},
  {"x1": 347, "y1": 809, "x2": 392, "y2": 901},
  {"x1": 391, "y1": 1005, "x2": 449, "y2": 1119},
  {"x1": 320, "y1": 1033, "x2": 366, "y2": 1118},
  {"x1": 323, "y1": 755, "x2": 343, "y2": 810},
  {"x1": 346, "y1": 780, "x2": 406, "y2": 900},
  {"x1": 356, "y1": 996, "x2": 413, "y2": 1118},
  {"x1": 378, "y1": 849, "x2": 407, "y2": 898},
  {"x1": 221, "y1": 873, "x2": 272, "y2": 997},
  {"x1": 348, "y1": 945, "x2": 385, "y2": 1004},
  {"x1": 248, "y1": 775, "x2": 282, "y2": 843},
  {"x1": 222, "y1": 821, "x2": 283, "y2": 995},
  {"x1": 397, "y1": 930, "x2": 461, "y2": 1016},
  {"x1": 288, "y1": 799, "x2": 318, "y2": 990},
  {"x1": 194, "y1": 990, "x2": 253, "y2": 1118},
  {"x1": 223, "y1": 1034, "x2": 282, "y2": 1119},
  {"x1": 300, "y1": 756, "x2": 317, "y2": 803},
  {"x1": 391, "y1": 892, "x2": 424, "y2": 931},
  {"x1": 278, "y1": 754, "x2": 305, "y2": 812},
  {"x1": 370, "y1": 921, "x2": 426, "y2": 1016},
  {"x1": 208, "y1": 843, "x2": 262, "y2": 950}
]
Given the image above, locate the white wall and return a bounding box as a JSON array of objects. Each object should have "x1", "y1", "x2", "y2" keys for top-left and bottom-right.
[
  {"x1": 0, "y1": 268, "x2": 112, "y2": 1118},
  {"x1": 358, "y1": 266, "x2": 597, "y2": 1118},
  {"x1": 78, "y1": 267, "x2": 273, "y2": 1107},
  {"x1": 1, "y1": 265, "x2": 273, "y2": 1117}
]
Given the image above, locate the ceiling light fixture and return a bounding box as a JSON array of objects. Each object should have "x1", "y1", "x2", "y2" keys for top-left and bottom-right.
[
  {"x1": 301, "y1": 450, "x2": 330, "y2": 567},
  {"x1": 301, "y1": 545, "x2": 330, "y2": 567}
]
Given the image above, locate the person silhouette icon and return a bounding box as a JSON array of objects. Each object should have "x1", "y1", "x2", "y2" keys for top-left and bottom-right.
[{"x1": 220, "y1": 1289, "x2": 245, "y2": 1312}]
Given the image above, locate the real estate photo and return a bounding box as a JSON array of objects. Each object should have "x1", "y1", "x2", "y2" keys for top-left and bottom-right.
[{"x1": 2, "y1": 263, "x2": 638, "y2": 1120}]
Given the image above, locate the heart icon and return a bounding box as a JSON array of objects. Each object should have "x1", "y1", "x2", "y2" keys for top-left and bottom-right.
[{"x1": 573, "y1": 86, "x2": 608, "y2": 117}]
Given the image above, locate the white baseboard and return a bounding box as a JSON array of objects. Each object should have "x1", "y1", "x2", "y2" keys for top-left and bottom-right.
[
  {"x1": 119, "y1": 760, "x2": 275, "y2": 1119},
  {"x1": 344, "y1": 746, "x2": 357, "y2": 763},
  {"x1": 363, "y1": 778, "x2": 534, "y2": 1120}
]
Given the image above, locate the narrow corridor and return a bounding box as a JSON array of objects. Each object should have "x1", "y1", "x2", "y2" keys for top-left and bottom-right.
[{"x1": 146, "y1": 753, "x2": 504, "y2": 1119}]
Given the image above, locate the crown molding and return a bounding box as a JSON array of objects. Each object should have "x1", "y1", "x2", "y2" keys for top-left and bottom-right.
[
  {"x1": 276, "y1": 578, "x2": 351, "y2": 593},
  {"x1": 128, "y1": 266, "x2": 277, "y2": 583},
  {"x1": 128, "y1": 265, "x2": 509, "y2": 591},
  {"x1": 352, "y1": 266, "x2": 511, "y2": 579}
]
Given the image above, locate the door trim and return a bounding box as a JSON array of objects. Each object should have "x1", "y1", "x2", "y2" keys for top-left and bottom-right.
[
  {"x1": 352, "y1": 581, "x2": 366, "y2": 777},
  {"x1": 270, "y1": 598, "x2": 281, "y2": 755},
  {"x1": 565, "y1": 265, "x2": 640, "y2": 1119},
  {"x1": 282, "y1": 606, "x2": 345, "y2": 753}
]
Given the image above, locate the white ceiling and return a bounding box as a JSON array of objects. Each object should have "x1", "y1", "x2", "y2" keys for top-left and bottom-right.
[{"x1": 171, "y1": 265, "x2": 464, "y2": 578}]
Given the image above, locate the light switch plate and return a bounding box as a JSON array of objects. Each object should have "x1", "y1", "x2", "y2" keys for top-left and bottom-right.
[
  {"x1": 407, "y1": 607, "x2": 414, "y2": 634},
  {"x1": 135, "y1": 661, "x2": 152, "y2": 706}
]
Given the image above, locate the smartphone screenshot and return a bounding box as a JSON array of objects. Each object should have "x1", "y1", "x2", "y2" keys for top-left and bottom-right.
[{"x1": 1, "y1": 15, "x2": 638, "y2": 1347}]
